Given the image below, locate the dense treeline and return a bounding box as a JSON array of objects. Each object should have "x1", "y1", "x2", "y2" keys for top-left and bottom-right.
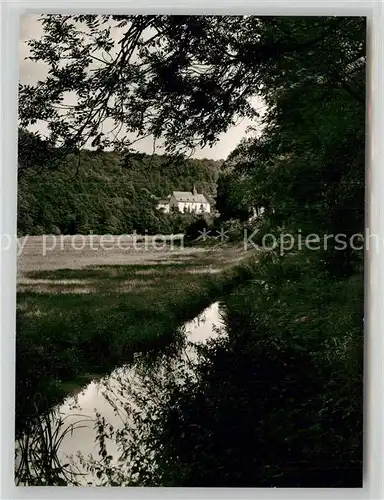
[{"x1": 17, "y1": 142, "x2": 221, "y2": 235}]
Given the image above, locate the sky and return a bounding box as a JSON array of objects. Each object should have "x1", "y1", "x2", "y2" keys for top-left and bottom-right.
[{"x1": 19, "y1": 14, "x2": 265, "y2": 161}]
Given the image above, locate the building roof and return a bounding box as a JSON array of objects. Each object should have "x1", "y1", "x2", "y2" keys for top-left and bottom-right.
[
  {"x1": 193, "y1": 193, "x2": 209, "y2": 204},
  {"x1": 172, "y1": 191, "x2": 209, "y2": 204}
]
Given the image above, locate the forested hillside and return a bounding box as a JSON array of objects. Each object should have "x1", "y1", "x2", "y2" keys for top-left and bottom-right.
[{"x1": 17, "y1": 146, "x2": 222, "y2": 235}]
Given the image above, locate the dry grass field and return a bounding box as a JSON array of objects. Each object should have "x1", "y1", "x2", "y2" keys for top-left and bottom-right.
[
  {"x1": 18, "y1": 235, "x2": 247, "y2": 273},
  {"x1": 17, "y1": 235, "x2": 250, "y2": 293}
]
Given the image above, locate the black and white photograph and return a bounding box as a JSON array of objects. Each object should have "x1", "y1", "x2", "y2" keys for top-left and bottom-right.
[{"x1": 15, "y1": 14, "x2": 365, "y2": 487}]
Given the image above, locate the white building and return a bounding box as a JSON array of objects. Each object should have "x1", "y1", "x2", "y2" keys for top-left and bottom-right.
[{"x1": 157, "y1": 187, "x2": 210, "y2": 214}]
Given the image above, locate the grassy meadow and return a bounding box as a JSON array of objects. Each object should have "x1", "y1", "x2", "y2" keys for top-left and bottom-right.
[{"x1": 16, "y1": 240, "x2": 256, "y2": 435}]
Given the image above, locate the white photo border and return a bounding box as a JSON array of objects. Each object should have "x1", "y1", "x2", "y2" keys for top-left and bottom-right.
[{"x1": 1, "y1": 1, "x2": 382, "y2": 499}]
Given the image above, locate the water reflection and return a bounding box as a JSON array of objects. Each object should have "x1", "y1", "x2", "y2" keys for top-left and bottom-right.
[{"x1": 16, "y1": 301, "x2": 225, "y2": 486}]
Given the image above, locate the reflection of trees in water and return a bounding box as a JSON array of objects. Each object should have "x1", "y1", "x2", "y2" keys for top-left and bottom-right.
[
  {"x1": 14, "y1": 323, "x2": 207, "y2": 486},
  {"x1": 77, "y1": 335, "x2": 207, "y2": 486},
  {"x1": 86, "y1": 305, "x2": 361, "y2": 488},
  {"x1": 15, "y1": 298, "x2": 362, "y2": 488}
]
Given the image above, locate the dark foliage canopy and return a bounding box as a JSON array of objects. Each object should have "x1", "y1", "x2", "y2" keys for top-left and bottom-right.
[{"x1": 19, "y1": 15, "x2": 365, "y2": 156}]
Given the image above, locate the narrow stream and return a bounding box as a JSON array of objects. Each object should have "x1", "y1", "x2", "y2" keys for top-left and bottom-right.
[{"x1": 16, "y1": 301, "x2": 226, "y2": 486}]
